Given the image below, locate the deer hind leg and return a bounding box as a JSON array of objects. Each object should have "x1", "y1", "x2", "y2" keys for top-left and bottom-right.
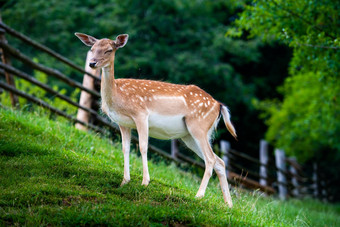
[
  {"x1": 134, "y1": 115, "x2": 150, "y2": 186},
  {"x1": 181, "y1": 134, "x2": 204, "y2": 159},
  {"x1": 119, "y1": 125, "x2": 131, "y2": 186},
  {"x1": 195, "y1": 138, "x2": 216, "y2": 198},
  {"x1": 183, "y1": 119, "x2": 233, "y2": 207},
  {"x1": 214, "y1": 156, "x2": 233, "y2": 208},
  {"x1": 182, "y1": 121, "x2": 217, "y2": 199}
]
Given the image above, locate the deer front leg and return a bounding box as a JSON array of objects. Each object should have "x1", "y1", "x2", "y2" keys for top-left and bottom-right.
[
  {"x1": 134, "y1": 116, "x2": 150, "y2": 186},
  {"x1": 119, "y1": 125, "x2": 131, "y2": 186}
]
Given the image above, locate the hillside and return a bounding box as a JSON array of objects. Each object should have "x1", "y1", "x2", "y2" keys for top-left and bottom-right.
[{"x1": 0, "y1": 108, "x2": 339, "y2": 226}]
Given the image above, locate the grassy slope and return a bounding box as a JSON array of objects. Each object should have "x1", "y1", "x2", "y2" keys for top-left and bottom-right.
[{"x1": 0, "y1": 108, "x2": 339, "y2": 226}]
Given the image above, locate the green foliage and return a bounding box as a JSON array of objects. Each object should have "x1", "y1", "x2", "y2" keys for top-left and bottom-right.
[
  {"x1": 231, "y1": 0, "x2": 340, "y2": 162},
  {"x1": 1, "y1": 108, "x2": 340, "y2": 226},
  {"x1": 257, "y1": 73, "x2": 340, "y2": 162}
]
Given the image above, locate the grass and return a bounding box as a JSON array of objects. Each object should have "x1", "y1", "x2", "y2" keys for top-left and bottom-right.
[{"x1": 0, "y1": 107, "x2": 339, "y2": 226}]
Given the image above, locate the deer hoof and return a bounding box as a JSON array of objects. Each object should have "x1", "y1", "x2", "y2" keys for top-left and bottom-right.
[
  {"x1": 120, "y1": 179, "x2": 130, "y2": 187},
  {"x1": 195, "y1": 193, "x2": 205, "y2": 199},
  {"x1": 141, "y1": 179, "x2": 150, "y2": 186}
]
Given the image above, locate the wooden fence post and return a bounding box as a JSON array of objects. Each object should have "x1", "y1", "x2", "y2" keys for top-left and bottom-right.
[
  {"x1": 288, "y1": 157, "x2": 299, "y2": 197},
  {"x1": 320, "y1": 180, "x2": 327, "y2": 201},
  {"x1": 275, "y1": 149, "x2": 287, "y2": 200},
  {"x1": 313, "y1": 163, "x2": 318, "y2": 199},
  {"x1": 259, "y1": 140, "x2": 269, "y2": 187},
  {"x1": 0, "y1": 17, "x2": 19, "y2": 108},
  {"x1": 75, "y1": 50, "x2": 100, "y2": 131},
  {"x1": 220, "y1": 140, "x2": 230, "y2": 177},
  {"x1": 171, "y1": 139, "x2": 179, "y2": 159}
]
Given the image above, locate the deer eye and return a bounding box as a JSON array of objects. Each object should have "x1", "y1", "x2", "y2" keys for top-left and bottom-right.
[{"x1": 105, "y1": 50, "x2": 113, "y2": 54}]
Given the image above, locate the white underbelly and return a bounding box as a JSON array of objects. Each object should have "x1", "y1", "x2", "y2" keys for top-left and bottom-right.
[
  {"x1": 107, "y1": 110, "x2": 136, "y2": 128},
  {"x1": 148, "y1": 113, "x2": 188, "y2": 140},
  {"x1": 106, "y1": 109, "x2": 188, "y2": 139}
]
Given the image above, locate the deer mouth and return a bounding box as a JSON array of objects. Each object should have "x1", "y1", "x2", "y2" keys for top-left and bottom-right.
[{"x1": 89, "y1": 60, "x2": 109, "y2": 69}]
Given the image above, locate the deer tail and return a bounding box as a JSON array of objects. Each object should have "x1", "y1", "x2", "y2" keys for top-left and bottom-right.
[{"x1": 220, "y1": 104, "x2": 237, "y2": 140}]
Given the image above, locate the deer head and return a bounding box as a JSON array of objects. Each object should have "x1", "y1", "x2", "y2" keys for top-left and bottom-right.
[{"x1": 75, "y1": 33, "x2": 128, "y2": 69}]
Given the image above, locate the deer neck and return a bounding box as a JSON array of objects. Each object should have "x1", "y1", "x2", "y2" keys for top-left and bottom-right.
[{"x1": 101, "y1": 55, "x2": 116, "y2": 108}]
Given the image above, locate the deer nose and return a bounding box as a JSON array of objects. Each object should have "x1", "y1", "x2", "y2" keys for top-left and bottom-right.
[{"x1": 89, "y1": 62, "x2": 96, "y2": 68}]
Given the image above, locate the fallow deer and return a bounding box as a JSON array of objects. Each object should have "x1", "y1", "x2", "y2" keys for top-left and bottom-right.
[{"x1": 75, "y1": 32, "x2": 237, "y2": 208}]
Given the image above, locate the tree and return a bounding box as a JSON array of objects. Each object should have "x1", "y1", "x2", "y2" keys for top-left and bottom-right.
[{"x1": 231, "y1": 0, "x2": 340, "y2": 200}]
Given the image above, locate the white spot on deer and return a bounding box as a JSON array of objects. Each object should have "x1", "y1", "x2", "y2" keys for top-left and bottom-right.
[
  {"x1": 151, "y1": 89, "x2": 155, "y2": 92},
  {"x1": 208, "y1": 101, "x2": 210, "y2": 105},
  {"x1": 138, "y1": 96, "x2": 144, "y2": 102},
  {"x1": 205, "y1": 103, "x2": 208, "y2": 107},
  {"x1": 190, "y1": 92, "x2": 193, "y2": 95},
  {"x1": 120, "y1": 87, "x2": 124, "y2": 91},
  {"x1": 149, "y1": 97, "x2": 152, "y2": 101}
]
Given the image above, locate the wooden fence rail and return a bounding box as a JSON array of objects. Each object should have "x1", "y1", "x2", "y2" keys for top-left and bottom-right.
[
  {"x1": 0, "y1": 22, "x2": 99, "y2": 81},
  {"x1": 0, "y1": 24, "x2": 19, "y2": 108},
  {"x1": 0, "y1": 80, "x2": 104, "y2": 132},
  {"x1": 0, "y1": 62, "x2": 97, "y2": 115},
  {"x1": 0, "y1": 41, "x2": 100, "y2": 98}
]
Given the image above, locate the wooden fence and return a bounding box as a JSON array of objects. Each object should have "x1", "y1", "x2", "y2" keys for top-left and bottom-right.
[{"x1": 0, "y1": 21, "x2": 324, "y2": 200}]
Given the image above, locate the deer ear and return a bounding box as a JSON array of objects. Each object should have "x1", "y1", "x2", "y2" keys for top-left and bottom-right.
[
  {"x1": 75, "y1": 32, "x2": 98, "y2": 46},
  {"x1": 114, "y1": 34, "x2": 129, "y2": 49}
]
